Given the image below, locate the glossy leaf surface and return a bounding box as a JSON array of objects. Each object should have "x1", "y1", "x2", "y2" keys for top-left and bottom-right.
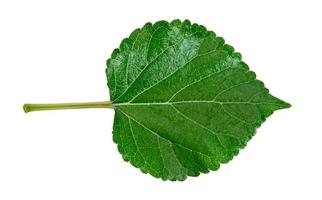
[{"x1": 106, "y1": 19, "x2": 290, "y2": 181}]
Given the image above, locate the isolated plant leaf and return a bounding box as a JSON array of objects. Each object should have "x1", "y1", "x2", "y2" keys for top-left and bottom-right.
[{"x1": 106, "y1": 19, "x2": 290, "y2": 181}]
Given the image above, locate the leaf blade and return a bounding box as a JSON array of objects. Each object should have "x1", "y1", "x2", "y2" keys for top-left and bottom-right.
[{"x1": 107, "y1": 19, "x2": 290, "y2": 181}]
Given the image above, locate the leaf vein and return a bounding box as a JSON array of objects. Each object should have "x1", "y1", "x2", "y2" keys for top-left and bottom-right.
[
  {"x1": 114, "y1": 29, "x2": 205, "y2": 101},
  {"x1": 170, "y1": 104, "x2": 227, "y2": 150},
  {"x1": 168, "y1": 67, "x2": 231, "y2": 102},
  {"x1": 213, "y1": 80, "x2": 253, "y2": 101},
  {"x1": 129, "y1": 48, "x2": 222, "y2": 103},
  {"x1": 118, "y1": 109, "x2": 213, "y2": 158}
]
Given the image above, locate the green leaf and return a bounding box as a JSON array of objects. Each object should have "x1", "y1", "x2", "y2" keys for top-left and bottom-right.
[{"x1": 107, "y1": 19, "x2": 290, "y2": 181}]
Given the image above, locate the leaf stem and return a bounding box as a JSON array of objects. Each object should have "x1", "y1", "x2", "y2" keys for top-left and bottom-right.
[{"x1": 23, "y1": 101, "x2": 114, "y2": 113}]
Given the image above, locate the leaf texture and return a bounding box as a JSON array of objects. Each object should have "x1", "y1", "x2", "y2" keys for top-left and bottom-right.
[{"x1": 106, "y1": 19, "x2": 290, "y2": 181}]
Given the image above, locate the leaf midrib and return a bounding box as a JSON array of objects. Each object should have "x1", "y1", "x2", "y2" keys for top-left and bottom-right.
[{"x1": 113, "y1": 100, "x2": 286, "y2": 106}]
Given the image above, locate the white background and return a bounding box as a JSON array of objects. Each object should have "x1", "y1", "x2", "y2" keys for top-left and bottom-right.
[{"x1": 0, "y1": 0, "x2": 321, "y2": 199}]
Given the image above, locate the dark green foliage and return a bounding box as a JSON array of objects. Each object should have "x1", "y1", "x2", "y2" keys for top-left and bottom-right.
[{"x1": 106, "y1": 19, "x2": 290, "y2": 181}]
